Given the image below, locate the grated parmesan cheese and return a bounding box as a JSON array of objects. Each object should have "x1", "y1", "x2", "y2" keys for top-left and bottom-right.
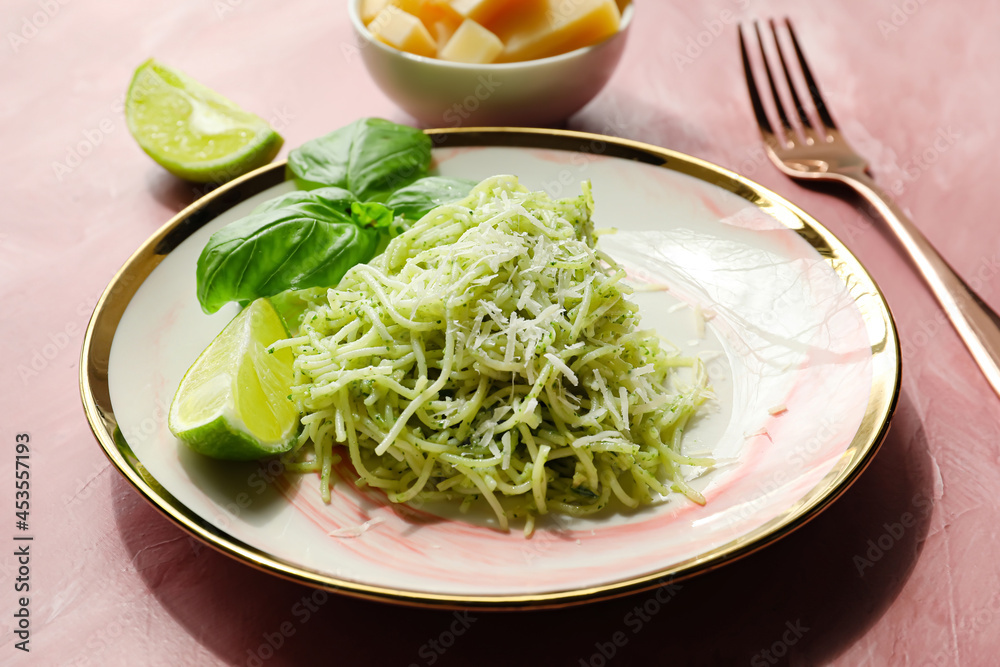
[{"x1": 285, "y1": 176, "x2": 712, "y2": 532}]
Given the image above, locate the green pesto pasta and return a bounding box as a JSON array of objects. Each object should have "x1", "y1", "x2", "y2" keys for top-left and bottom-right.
[{"x1": 278, "y1": 175, "x2": 711, "y2": 532}]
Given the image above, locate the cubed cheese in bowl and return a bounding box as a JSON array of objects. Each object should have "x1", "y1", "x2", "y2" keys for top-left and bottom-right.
[{"x1": 348, "y1": 0, "x2": 633, "y2": 126}]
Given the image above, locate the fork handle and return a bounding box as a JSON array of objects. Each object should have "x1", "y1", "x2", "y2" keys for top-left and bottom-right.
[{"x1": 846, "y1": 172, "x2": 1000, "y2": 396}]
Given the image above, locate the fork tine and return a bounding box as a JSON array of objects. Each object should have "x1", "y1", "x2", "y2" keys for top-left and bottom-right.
[
  {"x1": 769, "y1": 19, "x2": 813, "y2": 134},
  {"x1": 784, "y1": 18, "x2": 838, "y2": 130},
  {"x1": 752, "y1": 21, "x2": 795, "y2": 137},
  {"x1": 738, "y1": 24, "x2": 775, "y2": 138}
]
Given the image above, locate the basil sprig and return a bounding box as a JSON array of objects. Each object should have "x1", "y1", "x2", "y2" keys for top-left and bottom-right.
[{"x1": 195, "y1": 118, "x2": 477, "y2": 314}]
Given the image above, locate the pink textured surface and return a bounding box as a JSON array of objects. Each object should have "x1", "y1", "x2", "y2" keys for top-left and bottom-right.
[{"x1": 3, "y1": 0, "x2": 1000, "y2": 665}]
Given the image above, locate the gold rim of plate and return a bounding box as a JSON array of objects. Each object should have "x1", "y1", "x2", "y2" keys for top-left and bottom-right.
[{"x1": 79, "y1": 127, "x2": 901, "y2": 610}]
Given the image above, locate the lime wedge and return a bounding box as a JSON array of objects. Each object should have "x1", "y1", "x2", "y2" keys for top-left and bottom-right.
[
  {"x1": 125, "y1": 59, "x2": 283, "y2": 183},
  {"x1": 168, "y1": 298, "x2": 299, "y2": 460}
]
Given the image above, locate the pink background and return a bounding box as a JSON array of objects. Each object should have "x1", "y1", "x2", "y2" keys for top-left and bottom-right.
[{"x1": 4, "y1": 0, "x2": 1000, "y2": 665}]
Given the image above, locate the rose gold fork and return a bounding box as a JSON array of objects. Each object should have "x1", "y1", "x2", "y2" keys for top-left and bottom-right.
[{"x1": 740, "y1": 18, "x2": 1000, "y2": 398}]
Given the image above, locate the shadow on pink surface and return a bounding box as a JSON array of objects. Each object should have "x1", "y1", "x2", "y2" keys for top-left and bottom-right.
[
  {"x1": 110, "y1": 388, "x2": 932, "y2": 667},
  {"x1": 147, "y1": 172, "x2": 226, "y2": 214}
]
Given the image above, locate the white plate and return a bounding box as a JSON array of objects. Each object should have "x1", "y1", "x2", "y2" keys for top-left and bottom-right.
[{"x1": 81, "y1": 128, "x2": 899, "y2": 608}]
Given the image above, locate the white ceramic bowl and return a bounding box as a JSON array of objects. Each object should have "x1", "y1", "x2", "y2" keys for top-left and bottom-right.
[{"x1": 347, "y1": 0, "x2": 634, "y2": 127}]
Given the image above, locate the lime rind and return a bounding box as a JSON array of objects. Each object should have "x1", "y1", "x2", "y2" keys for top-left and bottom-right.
[{"x1": 171, "y1": 414, "x2": 294, "y2": 461}]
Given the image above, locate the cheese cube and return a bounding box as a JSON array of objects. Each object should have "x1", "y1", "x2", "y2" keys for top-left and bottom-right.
[
  {"x1": 439, "y1": 19, "x2": 504, "y2": 63},
  {"x1": 430, "y1": 21, "x2": 460, "y2": 51},
  {"x1": 391, "y1": 0, "x2": 426, "y2": 14},
  {"x1": 493, "y1": 0, "x2": 621, "y2": 62},
  {"x1": 393, "y1": 0, "x2": 464, "y2": 27},
  {"x1": 390, "y1": 0, "x2": 464, "y2": 50},
  {"x1": 361, "y1": 0, "x2": 390, "y2": 24},
  {"x1": 368, "y1": 6, "x2": 438, "y2": 58},
  {"x1": 449, "y1": 0, "x2": 535, "y2": 29},
  {"x1": 386, "y1": 0, "x2": 463, "y2": 52}
]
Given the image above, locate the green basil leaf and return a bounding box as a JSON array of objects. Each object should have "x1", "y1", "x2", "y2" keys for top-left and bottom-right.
[
  {"x1": 286, "y1": 118, "x2": 431, "y2": 201},
  {"x1": 196, "y1": 209, "x2": 379, "y2": 314},
  {"x1": 384, "y1": 176, "x2": 477, "y2": 221},
  {"x1": 350, "y1": 201, "x2": 394, "y2": 229},
  {"x1": 252, "y1": 186, "x2": 357, "y2": 220}
]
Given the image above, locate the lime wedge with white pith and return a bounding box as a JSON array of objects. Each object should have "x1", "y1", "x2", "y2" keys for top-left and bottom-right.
[
  {"x1": 168, "y1": 298, "x2": 299, "y2": 460},
  {"x1": 125, "y1": 59, "x2": 283, "y2": 183}
]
